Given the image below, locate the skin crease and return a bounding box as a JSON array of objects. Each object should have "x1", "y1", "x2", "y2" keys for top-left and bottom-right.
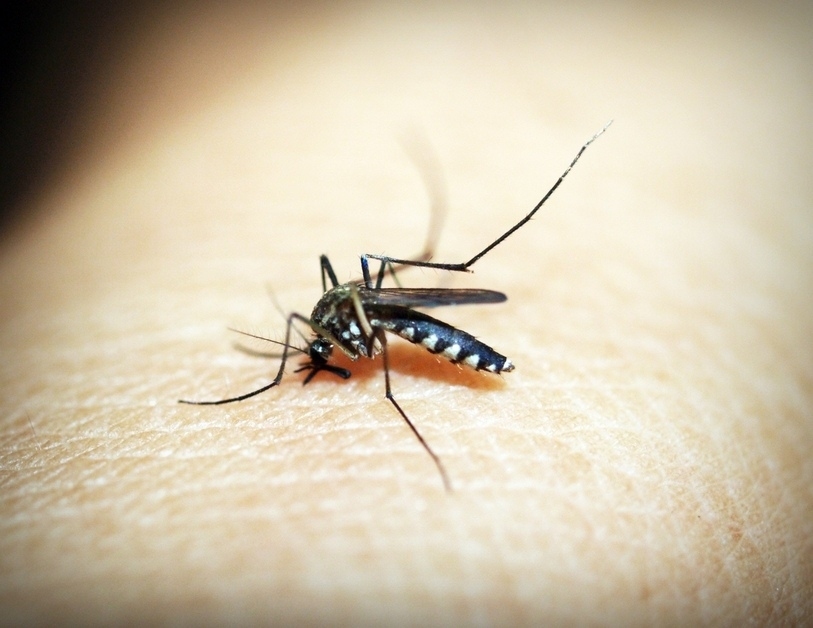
[{"x1": 1, "y1": 3, "x2": 811, "y2": 625}]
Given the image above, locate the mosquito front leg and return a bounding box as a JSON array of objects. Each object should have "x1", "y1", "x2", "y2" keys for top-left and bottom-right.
[
  {"x1": 378, "y1": 330, "x2": 452, "y2": 492},
  {"x1": 178, "y1": 312, "x2": 314, "y2": 405}
]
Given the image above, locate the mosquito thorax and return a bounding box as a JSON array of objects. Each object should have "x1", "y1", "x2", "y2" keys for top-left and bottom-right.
[{"x1": 310, "y1": 283, "x2": 371, "y2": 358}]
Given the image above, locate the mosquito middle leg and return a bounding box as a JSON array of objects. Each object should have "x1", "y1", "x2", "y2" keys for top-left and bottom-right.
[{"x1": 379, "y1": 330, "x2": 452, "y2": 491}]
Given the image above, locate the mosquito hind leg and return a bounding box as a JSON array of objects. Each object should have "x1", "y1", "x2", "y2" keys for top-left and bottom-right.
[
  {"x1": 360, "y1": 255, "x2": 407, "y2": 290},
  {"x1": 363, "y1": 122, "x2": 612, "y2": 275},
  {"x1": 357, "y1": 136, "x2": 451, "y2": 290}
]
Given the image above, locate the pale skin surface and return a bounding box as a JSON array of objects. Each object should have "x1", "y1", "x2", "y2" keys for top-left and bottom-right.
[{"x1": 1, "y1": 3, "x2": 811, "y2": 625}]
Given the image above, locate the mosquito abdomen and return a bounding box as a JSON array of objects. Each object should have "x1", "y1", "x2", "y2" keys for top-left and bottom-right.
[{"x1": 370, "y1": 307, "x2": 514, "y2": 373}]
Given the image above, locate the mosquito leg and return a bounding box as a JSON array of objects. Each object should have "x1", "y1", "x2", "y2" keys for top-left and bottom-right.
[
  {"x1": 357, "y1": 134, "x2": 450, "y2": 289},
  {"x1": 378, "y1": 330, "x2": 452, "y2": 492},
  {"x1": 364, "y1": 122, "x2": 612, "y2": 275},
  {"x1": 178, "y1": 312, "x2": 312, "y2": 405},
  {"x1": 384, "y1": 260, "x2": 405, "y2": 289},
  {"x1": 400, "y1": 130, "x2": 449, "y2": 263},
  {"x1": 361, "y1": 254, "x2": 374, "y2": 287},
  {"x1": 320, "y1": 254, "x2": 340, "y2": 293},
  {"x1": 461, "y1": 121, "x2": 611, "y2": 268},
  {"x1": 264, "y1": 287, "x2": 312, "y2": 349},
  {"x1": 360, "y1": 254, "x2": 422, "y2": 291},
  {"x1": 359, "y1": 255, "x2": 399, "y2": 289}
]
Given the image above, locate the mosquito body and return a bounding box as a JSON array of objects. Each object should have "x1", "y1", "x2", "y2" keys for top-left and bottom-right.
[
  {"x1": 310, "y1": 277, "x2": 513, "y2": 373},
  {"x1": 180, "y1": 122, "x2": 611, "y2": 490}
]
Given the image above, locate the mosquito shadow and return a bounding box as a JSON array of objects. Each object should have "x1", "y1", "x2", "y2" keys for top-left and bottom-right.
[
  {"x1": 326, "y1": 341, "x2": 508, "y2": 391},
  {"x1": 233, "y1": 336, "x2": 508, "y2": 391}
]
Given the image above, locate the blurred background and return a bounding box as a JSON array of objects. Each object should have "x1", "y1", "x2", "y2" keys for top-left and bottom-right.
[
  {"x1": 4, "y1": 1, "x2": 809, "y2": 233},
  {"x1": 1, "y1": 3, "x2": 132, "y2": 226}
]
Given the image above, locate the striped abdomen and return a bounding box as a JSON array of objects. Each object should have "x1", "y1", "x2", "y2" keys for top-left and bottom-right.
[{"x1": 368, "y1": 306, "x2": 514, "y2": 374}]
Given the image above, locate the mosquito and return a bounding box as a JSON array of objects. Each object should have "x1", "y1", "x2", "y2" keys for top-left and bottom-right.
[{"x1": 179, "y1": 122, "x2": 611, "y2": 491}]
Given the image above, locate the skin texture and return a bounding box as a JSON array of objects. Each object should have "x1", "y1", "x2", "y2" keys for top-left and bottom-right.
[{"x1": 1, "y1": 3, "x2": 811, "y2": 624}]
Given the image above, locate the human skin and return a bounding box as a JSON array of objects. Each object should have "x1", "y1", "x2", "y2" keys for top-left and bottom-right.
[{"x1": 1, "y1": 3, "x2": 811, "y2": 625}]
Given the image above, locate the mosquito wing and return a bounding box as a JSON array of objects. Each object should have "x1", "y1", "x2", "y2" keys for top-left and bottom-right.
[{"x1": 363, "y1": 287, "x2": 507, "y2": 309}]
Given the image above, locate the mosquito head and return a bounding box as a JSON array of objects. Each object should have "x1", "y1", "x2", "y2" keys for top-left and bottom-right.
[
  {"x1": 309, "y1": 337, "x2": 333, "y2": 366},
  {"x1": 296, "y1": 337, "x2": 351, "y2": 384}
]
